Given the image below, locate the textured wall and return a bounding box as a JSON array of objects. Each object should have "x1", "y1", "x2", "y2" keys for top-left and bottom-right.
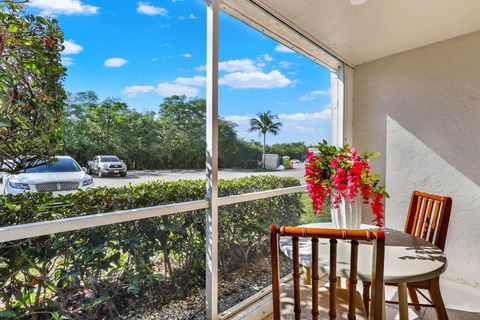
[{"x1": 353, "y1": 30, "x2": 480, "y2": 287}]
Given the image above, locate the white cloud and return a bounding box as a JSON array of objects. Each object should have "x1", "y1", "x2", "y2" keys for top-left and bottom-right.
[
  {"x1": 156, "y1": 83, "x2": 198, "y2": 97},
  {"x1": 61, "y1": 57, "x2": 74, "y2": 66},
  {"x1": 123, "y1": 85, "x2": 155, "y2": 97},
  {"x1": 278, "y1": 109, "x2": 331, "y2": 121},
  {"x1": 137, "y1": 2, "x2": 168, "y2": 16},
  {"x1": 224, "y1": 108, "x2": 331, "y2": 137},
  {"x1": 195, "y1": 58, "x2": 265, "y2": 73},
  {"x1": 179, "y1": 14, "x2": 197, "y2": 20},
  {"x1": 183, "y1": 53, "x2": 192, "y2": 58},
  {"x1": 104, "y1": 57, "x2": 128, "y2": 68},
  {"x1": 279, "y1": 61, "x2": 291, "y2": 68},
  {"x1": 225, "y1": 109, "x2": 331, "y2": 124},
  {"x1": 173, "y1": 76, "x2": 205, "y2": 87},
  {"x1": 275, "y1": 44, "x2": 295, "y2": 53},
  {"x1": 263, "y1": 54, "x2": 273, "y2": 62},
  {"x1": 299, "y1": 89, "x2": 330, "y2": 101},
  {"x1": 124, "y1": 76, "x2": 205, "y2": 98},
  {"x1": 28, "y1": 0, "x2": 99, "y2": 16},
  {"x1": 220, "y1": 59, "x2": 260, "y2": 72},
  {"x1": 62, "y1": 39, "x2": 83, "y2": 55},
  {"x1": 223, "y1": 114, "x2": 250, "y2": 123},
  {"x1": 219, "y1": 70, "x2": 293, "y2": 89}
]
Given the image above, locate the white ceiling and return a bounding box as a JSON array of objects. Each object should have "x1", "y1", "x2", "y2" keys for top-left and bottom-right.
[{"x1": 237, "y1": 0, "x2": 480, "y2": 65}]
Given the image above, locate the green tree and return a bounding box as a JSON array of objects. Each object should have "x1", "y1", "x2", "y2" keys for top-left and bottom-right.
[
  {"x1": 248, "y1": 111, "x2": 282, "y2": 168},
  {"x1": 267, "y1": 142, "x2": 308, "y2": 161},
  {"x1": 63, "y1": 92, "x2": 162, "y2": 169},
  {"x1": 0, "y1": 1, "x2": 66, "y2": 173}
]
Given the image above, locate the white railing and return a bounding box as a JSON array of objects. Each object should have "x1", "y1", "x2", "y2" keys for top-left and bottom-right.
[{"x1": 0, "y1": 185, "x2": 306, "y2": 244}]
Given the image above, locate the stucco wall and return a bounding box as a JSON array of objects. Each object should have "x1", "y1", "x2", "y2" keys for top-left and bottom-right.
[{"x1": 353, "y1": 30, "x2": 480, "y2": 287}]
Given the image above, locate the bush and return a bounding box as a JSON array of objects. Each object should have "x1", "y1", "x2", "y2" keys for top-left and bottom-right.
[{"x1": 0, "y1": 176, "x2": 302, "y2": 319}]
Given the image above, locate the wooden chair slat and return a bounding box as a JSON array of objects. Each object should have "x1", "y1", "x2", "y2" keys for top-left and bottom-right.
[
  {"x1": 292, "y1": 237, "x2": 301, "y2": 320},
  {"x1": 348, "y1": 240, "x2": 359, "y2": 320},
  {"x1": 428, "y1": 201, "x2": 442, "y2": 243},
  {"x1": 329, "y1": 239, "x2": 337, "y2": 320},
  {"x1": 416, "y1": 198, "x2": 429, "y2": 237},
  {"x1": 311, "y1": 238, "x2": 319, "y2": 320},
  {"x1": 411, "y1": 196, "x2": 423, "y2": 235},
  {"x1": 421, "y1": 199, "x2": 434, "y2": 239}
]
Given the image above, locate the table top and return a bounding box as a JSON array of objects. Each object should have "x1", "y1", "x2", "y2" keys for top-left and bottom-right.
[{"x1": 278, "y1": 222, "x2": 447, "y2": 283}]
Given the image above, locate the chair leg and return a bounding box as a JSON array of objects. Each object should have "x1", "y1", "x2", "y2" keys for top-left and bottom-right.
[
  {"x1": 408, "y1": 287, "x2": 422, "y2": 311},
  {"x1": 363, "y1": 281, "x2": 371, "y2": 318},
  {"x1": 428, "y1": 277, "x2": 449, "y2": 320}
]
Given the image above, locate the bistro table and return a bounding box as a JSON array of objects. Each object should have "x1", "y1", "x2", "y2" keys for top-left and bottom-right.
[{"x1": 278, "y1": 222, "x2": 447, "y2": 320}]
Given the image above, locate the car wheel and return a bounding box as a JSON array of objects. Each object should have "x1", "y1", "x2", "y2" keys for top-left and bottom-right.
[
  {"x1": 98, "y1": 170, "x2": 103, "y2": 178},
  {"x1": 120, "y1": 172, "x2": 127, "y2": 177}
]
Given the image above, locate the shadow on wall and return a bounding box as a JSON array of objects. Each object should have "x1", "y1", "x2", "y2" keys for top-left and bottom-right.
[
  {"x1": 352, "y1": 30, "x2": 480, "y2": 288},
  {"x1": 385, "y1": 115, "x2": 480, "y2": 288}
]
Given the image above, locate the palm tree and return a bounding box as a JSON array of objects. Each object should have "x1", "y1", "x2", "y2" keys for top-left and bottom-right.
[{"x1": 248, "y1": 111, "x2": 282, "y2": 169}]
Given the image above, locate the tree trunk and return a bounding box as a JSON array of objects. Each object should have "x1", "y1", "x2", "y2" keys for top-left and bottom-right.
[{"x1": 262, "y1": 133, "x2": 266, "y2": 169}]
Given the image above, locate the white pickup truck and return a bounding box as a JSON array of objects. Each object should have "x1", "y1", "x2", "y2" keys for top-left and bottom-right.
[{"x1": 87, "y1": 155, "x2": 127, "y2": 178}]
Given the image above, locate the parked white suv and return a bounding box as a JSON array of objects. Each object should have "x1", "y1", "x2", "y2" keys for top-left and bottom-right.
[
  {"x1": 4, "y1": 156, "x2": 94, "y2": 195},
  {"x1": 87, "y1": 155, "x2": 127, "y2": 178}
]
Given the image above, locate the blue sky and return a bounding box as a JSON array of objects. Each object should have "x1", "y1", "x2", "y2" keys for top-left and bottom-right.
[{"x1": 27, "y1": 0, "x2": 331, "y2": 145}]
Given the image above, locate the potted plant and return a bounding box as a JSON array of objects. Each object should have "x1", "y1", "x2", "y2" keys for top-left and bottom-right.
[{"x1": 305, "y1": 141, "x2": 388, "y2": 228}]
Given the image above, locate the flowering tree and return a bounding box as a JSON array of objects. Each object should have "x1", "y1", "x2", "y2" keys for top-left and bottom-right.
[
  {"x1": 0, "y1": 1, "x2": 66, "y2": 173},
  {"x1": 305, "y1": 140, "x2": 389, "y2": 226}
]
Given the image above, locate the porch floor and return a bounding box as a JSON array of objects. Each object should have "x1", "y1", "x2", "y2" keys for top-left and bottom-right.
[{"x1": 227, "y1": 274, "x2": 480, "y2": 320}]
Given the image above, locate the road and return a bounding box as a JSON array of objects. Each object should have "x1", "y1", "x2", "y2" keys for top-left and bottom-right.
[{"x1": 0, "y1": 164, "x2": 306, "y2": 193}]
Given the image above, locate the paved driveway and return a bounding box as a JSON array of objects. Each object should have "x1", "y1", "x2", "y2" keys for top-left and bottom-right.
[
  {"x1": 93, "y1": 163, "x2": 306, "y2": 188},
  {"x1": 0, "y1": 164, "x2": 306, "y2": 193}
]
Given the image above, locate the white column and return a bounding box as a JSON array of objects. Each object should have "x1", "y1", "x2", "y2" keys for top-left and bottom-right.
[
  {"x1": 331, "y1": 64, "x2": 345, "y2": 147},
  {"x1": 205, "y1": 1, "x2": 219, "y2": 319},
  {"x1": 331, "y1": 63, "x2": 354, "y2": 148},
  {"x1": 343, "y1": 65, "x2": 354, "y2": 146}
]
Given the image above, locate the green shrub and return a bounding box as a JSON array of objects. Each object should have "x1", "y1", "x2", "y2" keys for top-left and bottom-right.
[{"x1": 0, "y1": 175, "x2": 302, "y2": 319}]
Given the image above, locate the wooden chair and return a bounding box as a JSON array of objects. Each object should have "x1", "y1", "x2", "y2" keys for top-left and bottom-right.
[
  {"x1": 270, "y1": 224, "x2": 385, "y2": 319},
  {"x1": 362, "y1": 191, "x2": 453, "y2": 319}
]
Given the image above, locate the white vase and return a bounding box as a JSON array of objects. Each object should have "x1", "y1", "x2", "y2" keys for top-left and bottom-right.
[{"x1": 331, "y1": 195, "x2": 361, "y2": 230}]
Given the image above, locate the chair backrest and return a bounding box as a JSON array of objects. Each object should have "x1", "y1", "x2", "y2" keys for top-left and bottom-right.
[
  {"x1": 270, "y1": 225, "x2": 385, "y2": 320},
  {"x1": 404, "y1": 191, "x2": 453, "y2": 250}
]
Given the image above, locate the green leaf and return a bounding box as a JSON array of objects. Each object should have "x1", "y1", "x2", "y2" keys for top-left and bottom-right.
[{"x1": 8, "y1": 24, "x2": 17, "y2": 32}]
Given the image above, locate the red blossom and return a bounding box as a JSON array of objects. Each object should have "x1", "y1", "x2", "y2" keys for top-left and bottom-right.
[{"x1": 304, "y1": 142, "x2": 387, "y2": 227}]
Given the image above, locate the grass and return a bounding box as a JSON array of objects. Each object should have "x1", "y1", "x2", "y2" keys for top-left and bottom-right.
[{"x1": 300, "y1": 193, "x2": 331, "y2": 224}]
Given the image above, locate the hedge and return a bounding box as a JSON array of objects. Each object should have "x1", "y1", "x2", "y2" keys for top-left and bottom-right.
[{"x1": 0, "y1": 175, "x2": 303, "y2": 319}]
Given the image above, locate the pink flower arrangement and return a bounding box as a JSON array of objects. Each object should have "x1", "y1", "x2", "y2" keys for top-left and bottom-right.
[{"x1": 305, "y1": 141, "x2": 389, "y2": 227}]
